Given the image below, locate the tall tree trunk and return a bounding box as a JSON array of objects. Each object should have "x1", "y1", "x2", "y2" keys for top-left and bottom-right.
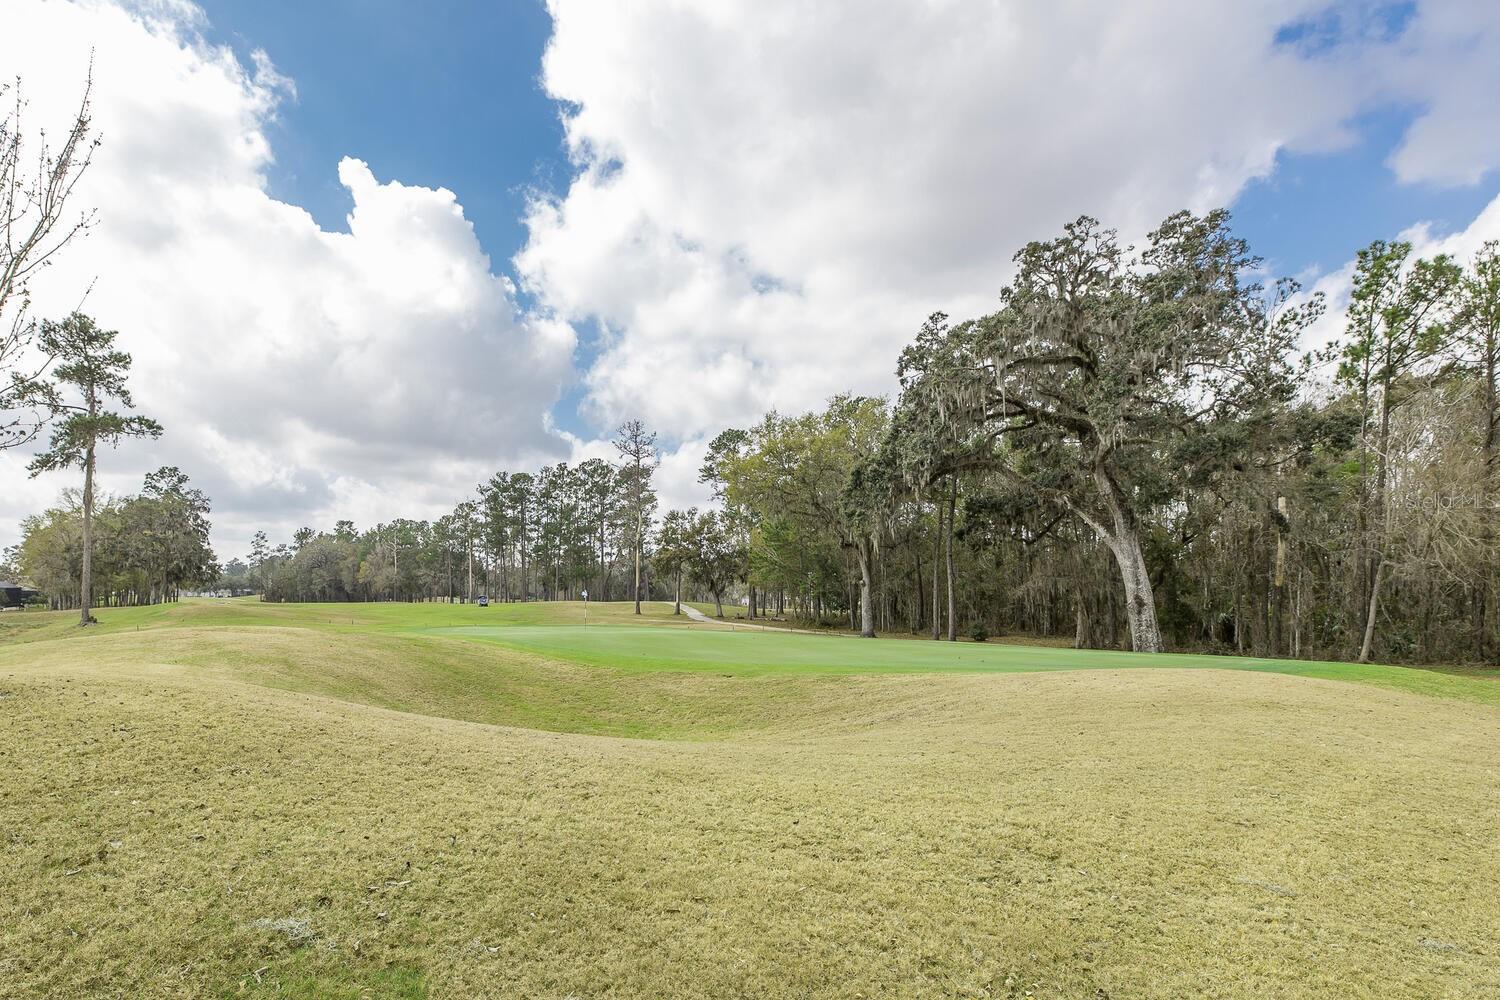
[
  {"x1": 79, "y1": 401, "x2": 97, "y2": 626},
  {"x1": 1073, "y1": 459, "x2": 1163, "y2": 653},
  {"x1": 945, "y1": 478, "x2": 957, "y2": 641},
  {"x1": 1113, "y1": 528, "x2": 1161, "y2": 653},
  {"x1": 914, "y1": 545, "x2": 925, "y2": 633},
  {"x1": 1359, "y1": 384, "x2": 1393, "y2": 662},
  {"x1": 674, "y1": 568, "x2": 682, "y2": 615},
  {"x1": 1233, "y1": 590, "x2": 1244, "y2": 654},
  {"x1": 1479, "y1": 327, "x2": 1497, "y2": 660},
  {"x1": 1271, "y1": 496, "x2": 1288, "y2": 657},
  {"x1": 1353, "y1": 350, "x2": 1373, "y2": 654},
  {"x1": 930, "y1": 498, "x2": 942, "y2": 640},
  {"x1": 1293, "y1": 568, "x2": 1303, "y2": 659},
  {"x1": 633, "y1": 513, "x2": 643, "y2": 615},
  {"x1": 856, "y1": 537, "x2": 876, "y2": 638},
  {"x1": 1358, "y1": 557, "x2": 1385, "y2": 663}
]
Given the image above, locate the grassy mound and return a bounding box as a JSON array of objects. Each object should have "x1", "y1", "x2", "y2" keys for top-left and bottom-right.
[{"x1": 1, "y1": 599, "x2": 1497, "y2": 998}]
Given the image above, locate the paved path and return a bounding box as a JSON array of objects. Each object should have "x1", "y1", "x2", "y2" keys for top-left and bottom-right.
[
  {"x1": 679, "y1": 604, "x2": 825, "y2": 634},
  {"x1": 681, "y1": 603, "x2": 748, "y2": 625}
]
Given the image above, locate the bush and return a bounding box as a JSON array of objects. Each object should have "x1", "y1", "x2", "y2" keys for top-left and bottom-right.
[{"x1": 970, "y1": 624, "x2": 989, "y2": 643}]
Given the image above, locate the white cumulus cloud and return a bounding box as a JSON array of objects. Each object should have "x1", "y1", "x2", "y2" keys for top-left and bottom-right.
[
  {"x1": 518, "y1": 0, "x2": 1500, "y2": 479},
  {"x1": 1, "y1": 0, "x2": 574, "y2": 555}
]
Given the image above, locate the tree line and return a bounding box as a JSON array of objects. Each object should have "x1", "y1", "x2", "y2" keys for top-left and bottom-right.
[
  {"x1": 713, "y1": 212, "x2": 1500, "y2": 665},
  {"x1": 11, "y1": 466, "x2": 215, "y2": 610},
  {"x1": 239, "y1": 420, "x2": 675, "y2": 610}
]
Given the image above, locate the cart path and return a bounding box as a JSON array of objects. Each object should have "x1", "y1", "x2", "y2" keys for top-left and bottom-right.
[{"x1": 680, "y1": 603, "x2": 829, "y2": 635}]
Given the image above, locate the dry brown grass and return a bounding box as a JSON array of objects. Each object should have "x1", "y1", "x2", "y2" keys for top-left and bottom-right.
[{"x1": 2, "y1": 617, "x2": 1498, "y2": 998}]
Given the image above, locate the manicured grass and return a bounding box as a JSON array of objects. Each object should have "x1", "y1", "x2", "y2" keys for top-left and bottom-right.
[
  {"x1": 0, "y1": 596, "x2": 705, "y2": 645},
  {"x1": 10, "y1": 596, "x2": 1494, "y2": 704},
  {"x1": 2, "y1": 599, "x2": 1498, "y2": 997},
  {"x1": 431, "y1": 622, "x2": 1500, "y2": 704},
  {"x1": 2, "y1": 625, "x2": 900, "y2": 740}
]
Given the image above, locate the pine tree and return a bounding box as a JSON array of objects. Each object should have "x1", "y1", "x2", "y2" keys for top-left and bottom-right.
[
  {"x1": 613, "y1": 420, "x2": 659, "y2": 615},
  {"x1": 27, "y1": 313, "x2": 161, "y2": 625}
]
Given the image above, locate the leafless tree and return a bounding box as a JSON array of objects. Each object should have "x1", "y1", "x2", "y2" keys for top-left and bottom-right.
[
  {"x1": 1, "y1": 65, "x2": 99, "y2": 450},
  {"x1": 613, "y1": 419, "x2": 658, "y2": 615}
]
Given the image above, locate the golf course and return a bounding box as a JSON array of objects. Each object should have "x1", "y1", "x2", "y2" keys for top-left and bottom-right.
[
  {"x1": 9, "y1": 1, "x2": 1500, "y2": 996},
  {"x1": 2, "y1": 598, "x2": 1498, "y2": 998}
]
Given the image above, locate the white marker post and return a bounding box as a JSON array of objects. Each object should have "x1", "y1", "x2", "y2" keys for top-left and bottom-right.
[{"x1": 581, "y1": 589, "x2": 589, "y2": 628}]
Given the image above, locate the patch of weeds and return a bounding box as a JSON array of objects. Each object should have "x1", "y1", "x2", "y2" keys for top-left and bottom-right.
[{"x1": 249, "y1": 917, "x2": 317, "y2": 947}]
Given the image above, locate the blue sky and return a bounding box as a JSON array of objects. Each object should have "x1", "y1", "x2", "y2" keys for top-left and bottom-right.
[
  {"x1": 201, "y1": 0, "x2": 564, "y2": 250},
  {"x1": 1234, "y1": 106, "x2": 1496, "y2": 278}
]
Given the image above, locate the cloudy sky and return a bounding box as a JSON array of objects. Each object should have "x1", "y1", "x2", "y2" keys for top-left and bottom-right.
[{"x1": 3, "y1": 0, "x2": 1499, "y2": 560}]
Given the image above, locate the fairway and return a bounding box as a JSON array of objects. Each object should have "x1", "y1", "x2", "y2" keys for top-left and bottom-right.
[{"x1": 3, "y1": 600, "x2": 1499, "y2": 999}]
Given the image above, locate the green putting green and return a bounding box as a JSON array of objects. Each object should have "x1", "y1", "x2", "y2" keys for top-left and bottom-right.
[{"x1": 430, "y1": 623, "x2": 1500, "y2": 702}]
